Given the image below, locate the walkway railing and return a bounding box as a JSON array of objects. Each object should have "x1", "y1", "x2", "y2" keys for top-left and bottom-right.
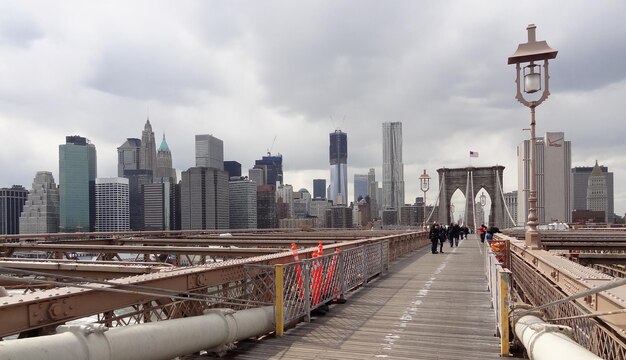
[
  {"x1": 493, "y1": 233, "x2": 626, "y2": 359},
  {"x1": 244, "y1": 240, "x2": 390, "y2": 335},
  {"x1": 484, "y1": 239, "x2": 512, "y2": 357}
]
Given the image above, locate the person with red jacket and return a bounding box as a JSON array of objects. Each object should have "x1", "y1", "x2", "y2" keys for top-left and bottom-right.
[{"x1": 479, "y1": 224, "x2": 487, "y2": 243}]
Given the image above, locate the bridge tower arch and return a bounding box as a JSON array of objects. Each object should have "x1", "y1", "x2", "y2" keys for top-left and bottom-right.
[{"x1": 437, "y1": 166, "x2": 505, "y2": 229}]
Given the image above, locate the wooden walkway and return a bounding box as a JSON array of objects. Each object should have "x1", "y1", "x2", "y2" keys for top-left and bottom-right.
[{"x1": 215, "y1": 235, "x2": 503, "y2": 359}]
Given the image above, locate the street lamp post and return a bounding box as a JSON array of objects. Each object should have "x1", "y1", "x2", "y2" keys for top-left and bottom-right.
[
  {"x1": 419, "y1": 170, "x2": 431, "y2": 229},
  {"x1": 480, "y1": 191, "x2": 487, "y2": 226},
  {"x1": 508, "y1": 24, "x2": 557, "y2": 249}
]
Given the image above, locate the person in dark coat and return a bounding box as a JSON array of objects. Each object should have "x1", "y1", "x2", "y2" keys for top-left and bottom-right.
[
  {"x1": 429, "y1": 223, "x2": 440, "y2": 254},
  {"x1": 453, "y1": 223, "x2": 461, "y2": 246},
  {"x1": 486, "y1": 226, "x2": 500, "y2": 243},
  {"x1": 439, "y1": 225, "x2": 447, "y2": 253}
]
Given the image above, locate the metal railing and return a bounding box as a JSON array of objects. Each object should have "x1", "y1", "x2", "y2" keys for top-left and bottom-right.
[
  {"x1": 244, "y1": 240, "x2": 390, "y2": 335},
  {"x1": 484, "y1": 239, "x2": 512, "y2": 356}
]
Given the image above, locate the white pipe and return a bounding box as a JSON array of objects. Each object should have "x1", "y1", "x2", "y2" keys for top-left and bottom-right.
[
  {"x1": 0, "y1": 286, "x2": 8, "y2": 297},
  {"x1": 514, "y1": 314, "x2": 603, "y2": 360},
  {"x1": 0, "y1": 306, "x2": 275, "y2": 360}
]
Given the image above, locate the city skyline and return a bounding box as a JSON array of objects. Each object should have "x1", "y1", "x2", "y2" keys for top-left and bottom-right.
[{"x1": 1, "y1": 2, "x2": 625, "y2": 215}]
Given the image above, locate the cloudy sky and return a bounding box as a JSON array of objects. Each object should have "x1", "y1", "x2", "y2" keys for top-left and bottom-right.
[{"x1": 1, "y1": 1, "x2": 625, "y2": 217}]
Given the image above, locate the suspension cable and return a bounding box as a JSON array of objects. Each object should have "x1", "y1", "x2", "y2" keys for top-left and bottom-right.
[
  {"x1": 425, "y1": 172, "x2": 445, "y2": 224},
  {"x1": 496, "y1": 169, "x2": 517, "y2": 227}
]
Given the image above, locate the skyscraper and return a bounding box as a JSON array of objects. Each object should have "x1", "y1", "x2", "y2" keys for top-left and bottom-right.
[
  {"x1": 229, "y1": 177, "x2": 257, "y2": 229},
  {"x1": 59, "y1": 135, "x2": 97, "y2": 232},
  {"x1": 195, "y1": 134, "x2": 224, "y2": 170},
  {"x1": 367, "y1": 168, "x2": 379, "y2": 219},
  {"x1": 0, "y1": 185, "x2": 28, "y2": 234},
  {"x1": 329, "y1": 130, "x2": 348, "y2": 205},
  {"x1": 95, "y1": 177, "x2": 129, "y2": 232},
  {"x1": 254, "y1": 155, "x2": 283, "y2": 186},
  {"x1": 156, "y1": 134, "x2": 177, "y2": 182},
  {"x1": 180, "y1": 167, "x2": 229, "y2": 229},
  {"x1": 140, "y1": 119, "x2": 158, "y2": 175},
  {"x1": 224, "y1": 161, "x2": 242, "y2": 178},
  {"x1": 517, "y1": 132, "x2": 571, "y2": 225},
  {"x1": 586, "y1": 161, "x2": 609, "y2": 223},
  {"x1": 354, "y1": 174, "x2": 369, "y2": 204},
  {"x1": 257, "y1": 184, "x2": 277, "y2": 229},
  {"x1": 382, "y1": 122, "x2": 405, "y2": 212},
  {"x1": 144, "y1": 179, "x2": 177, "y2": 231},
  {"x1": 117, "y1": 138, "x2": 141, "y2": 177},
  {"x1": 19, "y1": 171, "x2": 59, "y2": 234},
  {"x1": 313, "y1": 179, "x2": 326, "y2": 199},
  {"x1": 123, "y1": 169, "x2": 153, "y2": 231},
  {"x1": 572, "y1": 163, "x2": 614, "y2": 223}
]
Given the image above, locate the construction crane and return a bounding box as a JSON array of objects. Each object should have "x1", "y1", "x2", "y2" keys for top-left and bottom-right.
[{"x1": 267, "y1": 135, "x2": 277, "y2": 156}]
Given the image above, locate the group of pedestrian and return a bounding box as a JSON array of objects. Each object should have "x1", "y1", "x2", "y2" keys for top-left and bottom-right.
[
  {"x1": 428, "y1": 222, "x2": 470, "y2": 254},
  {"x1": 478, "y1": 224, "x2": 500, "y2": 243}
]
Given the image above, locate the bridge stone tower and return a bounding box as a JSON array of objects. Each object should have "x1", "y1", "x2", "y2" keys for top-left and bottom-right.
[{"x1": 437, "y1": 166, "x2": 505, "y2": 229}]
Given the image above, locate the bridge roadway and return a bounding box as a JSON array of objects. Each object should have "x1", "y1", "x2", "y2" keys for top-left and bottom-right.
[{"x1": 206, "y1": 235, "x2": 508, "y2": 360}]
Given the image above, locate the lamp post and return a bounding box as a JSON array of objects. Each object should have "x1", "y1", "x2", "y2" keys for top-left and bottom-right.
[
  {"x1": 508, "y1": 24, "x2": 557, "y2": 249},
  {"x1": 480, "y1": 191, "x2": 487, "y2": 226},
  {"x1": 419, "y1": 169, "x2": 431, "y2": 229}
]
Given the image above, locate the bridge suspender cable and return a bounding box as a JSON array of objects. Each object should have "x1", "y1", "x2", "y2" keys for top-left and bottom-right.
[
  {"x1": 464, "y1": 169, "x2": 470, "y2": 227},
  {"x1": 496, "y1": 170, "x2": 517, "y2": 227},
  {"x1": 424, "y1": 172, "x2": 445, "y2": 225}
]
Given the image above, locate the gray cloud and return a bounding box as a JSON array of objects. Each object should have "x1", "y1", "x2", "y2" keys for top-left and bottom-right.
[{"x1": 1, "y1": 0, "x2": 626, "y2": 216}]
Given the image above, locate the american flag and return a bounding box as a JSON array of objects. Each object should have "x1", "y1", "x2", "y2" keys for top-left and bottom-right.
[{"x1": 470, "y1": 151, "x2": 479, "y2": 158}]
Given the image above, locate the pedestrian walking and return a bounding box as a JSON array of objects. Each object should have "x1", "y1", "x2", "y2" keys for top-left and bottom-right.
[
  {"x1": 429, "y1": 223, "x2": 440, "y2": 254},
  {"x1": 479, "y1": 224, "x2": 487, "y2": 243},
  {"x1": 439, "y1": 225, "x2": 447, "y2": 253}
]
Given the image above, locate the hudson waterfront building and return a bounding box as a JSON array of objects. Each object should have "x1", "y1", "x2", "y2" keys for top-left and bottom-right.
[
  {"x1": 253, "y1": 155, "x2": 283, "y2": 186},
  {"x1": 229, "y1": 177, "x2": 257, "y2": 229},
  {"x1": 117, "y1": 138, "x2": 141, "y2": 177},
  {"x1": 95, "y1": 177, "x2": 129, "y2": 232},
  {"x1": 195, "y1": 134, "x2": 224, "y2": 170},
  {"x1": 180, "y1": 167, "x2": 229, "y2": 230},
  {"x1": 517, "y1": 132, "x2": 571, "y2": 225},
  {"x1": 313, "y1": 179, "x2": 326, "y2": 199},
  {"x1": 354, "y1": 174, "x2": 369, "y2": 204},
  {"x1": 572, "y1": 163, "x2": 614, "y2": 223},
  {"x1": 382, "y1": 122, "x2": 405, "y2": 214},
  {"x1": 140, "y1": 119, "x2": 158, "y2": 176},
  {"x1": 144, "y1": 179, "x2": 178, "y2": 231},
  {"x1": 0, "y1": 185, "x2": 28, "y2": 234},
  {"x1": 59, "y1": 135, "x2": 97, "y2": 232},
  {"x1": 329, "y1": 130, "x2": 348, "y2": 205},
  {"x1": 156, "y1": 134, "x2": 177, "y2": 183},
  {"x1": 19, "y1": 171, "x2": 60, "y2": 234}
]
